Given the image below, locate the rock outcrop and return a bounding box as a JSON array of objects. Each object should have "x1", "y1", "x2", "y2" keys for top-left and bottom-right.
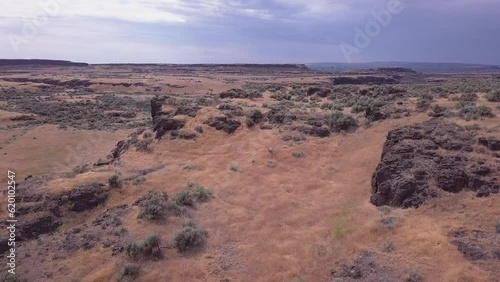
[
  {"x1": 479, "y1": 137, "x2": 500, "y2": 151},
  {"x1": 204, "y1": 117, "x2": 241, "y2": 134},
  {"x1": 68, "y1": 183, "x2": 109, "y2": 212},
  {"x1": 371, "y1": 119, "x2": 499, "y2": 208}
]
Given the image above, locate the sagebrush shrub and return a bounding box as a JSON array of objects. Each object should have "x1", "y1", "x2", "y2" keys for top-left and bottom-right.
[
  {"x1": 416, "y1": 98, "x2": 431, "y2": 112},
  {"x1": 428, "y1": 105, "x2": 448, "y2": 117},
  {"x1": 486, "y1": 90, "x2": 500, "y2": 102},
  {"x1": 172, "y1": 190, "x2": 195, "y2": 207},
  {"x1": 137, "y1": 190, "x2": 169, "y2": 220},
  {"x1": 72, "y1": 164, "x2": 89, "y2": 175},
  {"x1": 125, "y1": 234, "x2": 161, "y2": 259},
  {"x1": 246, "y1": 109, "x2": 264, "y2": 127},
  {"x1": 324, "y1": 111, "x2": 358, "y2": 132},
  {"x1": 120, "y1": 264, "x2": 140, "y2": 280},
  {"x1": 173, "y1": 222, "x2": 208, "y2": 252},
  {"x1": 292, "y1": 151, "x2": 305, "y2": 158},
  {"x1": 458, "y1": 105, "x2": 495, "y2": 120},
  {"x1": 188, "y1": 182, "x2": 214, "y2": 203},
  {"x1": 458, "y1": 92, "x2": 478, "y2": 101},
  {"x1": 108, "y1": 175, "x2": 122, "y2": 189}
]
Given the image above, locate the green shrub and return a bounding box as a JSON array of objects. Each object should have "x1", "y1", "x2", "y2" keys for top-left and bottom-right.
[
  {"x1": 246, "y1": 109, "x2": 264, "y2": 127},
  {"x1": 173, "y1": 222, "x2": 208, "y2": 252},
  {"x1": 125, "y1": 234, "x2": 161, "y2": 259},
  {"x1": 125, "y1": 241, "x2": 140, "y2": 258},
  {"x1": 324, "y1": 111, "x2": 358, "y2": 132},
  {"x1": 194, "y1": 125, "x2": 204, "y2": 133},
  {"x1": 108, "y1": 175, "x2": 122, "y2": 189},
  {"x1": 428, "y1": 105, "x2": 448, "y2": 117},
  {"x1": 458, "y1": 92, "x2": 478, "y2": 101},
  {"x1": 140, "y1": 234, "x2": 161, "y2": 255},
  {"x1": 292, "y1": 151, "x2": 305, "y2": 158},
  {"x1": 416, "y1": 98, "x2": 431, "y2": 112},
  {"x1": 486, "y1": 90, "x2": 500, "y2": 102},
  {"x1": 455, "y1": 100, "x2": 476, "y2": 109},
  {"x1": 229, "y1": 163, "x2": 240, "y2": 172},
  {"x1": 406, "y1": 269, "x2": 423, "y2": 282},
  {"x1": 137, "y1": 190, "x2": 169, "y2": 220},
  {"x1": 270, "y1": 91, "x2": 292, "y2": 101},
  {"x1": 189, "y1": 183, "x2": 214, "y2": 203},
  {"x1": 165, "y1": 201, "x2": 189, "y2": 216},
  {"x1": 72, "y1": 164, "x2": 89, "y2": 175},
  {"x1": 458, "y1": 105, "x2": 495, "y2": 120},
  {"x1": 172, "y1": 190, "x2": 195, "y2": 207},
  {"x1": 120, "y1": 264, "x2": 140, "y2": 280},
  {"x1": 320, "y1": 102, "x2": 343, "y2": 111}
]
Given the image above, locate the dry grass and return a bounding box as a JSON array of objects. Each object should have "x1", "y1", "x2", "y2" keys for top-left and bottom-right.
[{"x1": 1, "y1": 68, "x2": 499, "y2": 282}]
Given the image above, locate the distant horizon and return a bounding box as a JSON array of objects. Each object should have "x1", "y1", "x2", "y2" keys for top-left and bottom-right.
[{"x1": 1, "y1": 58, "x2": 500, "y2": 67}]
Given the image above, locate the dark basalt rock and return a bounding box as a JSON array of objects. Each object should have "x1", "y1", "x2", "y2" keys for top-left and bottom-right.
[
  {"x1": 18, "y1": 214, "x2": 61, "y2": 241},
  {"x1": 266, "y1": 108, "x2": 297, "y2": 124},
  {"x1": 108, "y1": 140, "x2": 130, "y2": 160},
  {"x1": 295, "y1": 126, "x2": 331, "y2": 138},
  {"x1": 106, "y1": 111, "x2": 136, "y2": 118},
  {"x1": 154, "y1": 117, "x2": 186, "y2": 139},
  {"x1": 175, "y1": 104, "x2": 200, "y2": 117},
  {"x1": 204, "y1": 117, "x2": 241, "y2": 134},
  {"x1": 371, "y1": 118, "x2": 499, "y2": 208},
  {"x1": 333, "y1": 76, "x2": 400, "y2": 85},
  {"x1": 151, "y1": 96, "x2": 167, "y2": 120},
  {"x1": 307, "y1": 87, "x2": 331, "y2": 97},
  {"x1": 68, "y1": 183, "x2": 109, "y2": 212},
  {"x1": 479, "y1": 137, "x2": 500, "y2": 151},
  {"x1": 218, "y1": 103, "x2": 244, "y2": 117}
]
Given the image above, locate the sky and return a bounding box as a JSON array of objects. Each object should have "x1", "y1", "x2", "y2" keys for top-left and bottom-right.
[{"x1": 0, "y1": 0, "x2": 499, "y2": 64}]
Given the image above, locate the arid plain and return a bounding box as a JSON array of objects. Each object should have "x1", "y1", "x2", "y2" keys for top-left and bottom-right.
[{"x1": 0, "y1": 63, "x2": 499, "y2": 282}]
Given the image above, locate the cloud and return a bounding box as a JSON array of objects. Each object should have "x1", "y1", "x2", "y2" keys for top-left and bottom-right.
[{"x1": 0, "y1": 0, "x2": 498, "y2": 64}]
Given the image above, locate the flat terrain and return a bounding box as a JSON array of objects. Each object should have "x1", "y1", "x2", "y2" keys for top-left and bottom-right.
[{"x1": 0, "y1": 64, "x2": 499, "y2": 282}]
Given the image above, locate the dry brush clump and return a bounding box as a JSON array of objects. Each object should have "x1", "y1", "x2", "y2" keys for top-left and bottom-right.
[
  {"x1": 458, "y1": 105, "x2": 495, "y2": 120},
  {"x1": 246, "y1": 109, "x2": 264, "y2": 127},
  {"x1": 137, "y1": 190, "x2": 169, "y2": 220},
  {"x1": 119, "y1": 264, "x2": 141, "y2": 281},
  {"x1": 108, "y1": 174, "x2": 123, "y2": 189},
  {"x1": 125, "y1": 233, "x2": 162, "y2": 259},
  {"x1": 137, "y1": 183, "x2": 214, "y2": 220},
  {"x1": 324, "y1": 111, "x2": 358, "y2": 132},
  {"x1": 173, "y1": 221, "x2": 208, "y2": 253},
  {"x1": 486, "y1": 90, "x2": 500, "y2": 102}
]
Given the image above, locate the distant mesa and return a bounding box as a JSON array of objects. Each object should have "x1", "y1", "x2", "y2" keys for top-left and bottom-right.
[
  {"x1": 375, "y1": 67, "x2": 417, "y2": 73},
  {"x1": 307, "y1": 62, "x2": 500, "y2": 74},
  {"x1": 0, "y1": 59, "x2": 89, "y2": 67}
]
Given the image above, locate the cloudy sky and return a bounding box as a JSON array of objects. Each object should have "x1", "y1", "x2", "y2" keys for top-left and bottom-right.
[{"x1": 0, "y1": 0, "x2": 499, "y2": 64}]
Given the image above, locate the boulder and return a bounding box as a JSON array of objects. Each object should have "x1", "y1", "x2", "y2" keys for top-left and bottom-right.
[{"x1": 68, "y1": 183, "x2": 109, "y2": 212}]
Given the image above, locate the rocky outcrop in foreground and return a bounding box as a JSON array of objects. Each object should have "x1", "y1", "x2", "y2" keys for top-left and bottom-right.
[{"x1": 371, "y1": 119, "x2": 499, "y2": 208}]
